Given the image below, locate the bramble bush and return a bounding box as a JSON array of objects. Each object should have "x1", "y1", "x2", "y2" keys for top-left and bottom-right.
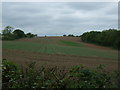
[{"x1": 2, "y1": 59, "x2": 120, "y2": 88}]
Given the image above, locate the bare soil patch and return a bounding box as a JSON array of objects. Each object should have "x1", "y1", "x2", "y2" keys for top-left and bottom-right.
[{"x1": 3, "y1": 49, "x2": 118, "y2": 71}]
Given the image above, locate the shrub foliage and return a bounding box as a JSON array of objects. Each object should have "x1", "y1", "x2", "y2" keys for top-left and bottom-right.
[
  {"x1": 81, "y1": 29, "x2": 120, "y2": 50},
  {"x1": 2, "y1": 59, "x2": 120, "y2": 88},
  {"x1": 2, "y1": 26, "x2": 37, "y2": 40}
]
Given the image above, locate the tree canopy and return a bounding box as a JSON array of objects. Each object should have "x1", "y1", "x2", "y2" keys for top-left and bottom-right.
[
  {"x1": 13, "y1": 29, "x2": 25, "y2": 39},
  {"x1": 81, "y1": 29, "x2": 120, "y2": 50},
  {"x1": 2, "y1": 26, "x2": 37, "y2": 40},
  {"x1": 26, "y1": 33, "x2": 37, "y2": 38},
  {"x1": 2, "y1": 26, "x2": 15, "y2": 40}
]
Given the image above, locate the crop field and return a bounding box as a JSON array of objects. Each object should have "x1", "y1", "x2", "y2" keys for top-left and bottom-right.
[{"x1": 2, "y1": 37, "x2": 118, "y2": 71}]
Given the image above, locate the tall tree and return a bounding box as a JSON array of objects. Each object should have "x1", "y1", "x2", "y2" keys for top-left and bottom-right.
[
  {"x1": 2, "y1": 26, "x2": 14, "y2": 40},
  {"x1": 2, "y1": 26, "x2": 13, "y2": 34},
  {"x1": 13, "y1": 29, "x2": 25, "y2": 39}
]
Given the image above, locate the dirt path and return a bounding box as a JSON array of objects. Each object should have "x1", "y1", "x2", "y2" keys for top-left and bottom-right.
[{"x1": 3, "y1": 49, "x2": 118, "y2": 71}]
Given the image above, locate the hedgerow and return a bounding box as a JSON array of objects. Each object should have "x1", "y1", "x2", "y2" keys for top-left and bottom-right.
[{"x1": 2, "y1": 59, "x2": 120, "y2": 88}]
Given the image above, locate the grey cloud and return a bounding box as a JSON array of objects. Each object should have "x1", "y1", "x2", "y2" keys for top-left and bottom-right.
[
  {"x1": 65, "y1": 2, "x2": 111, "y2": 11},
  {"x1": 2, "y1": 2, "x2": 118, "y2": 36}
]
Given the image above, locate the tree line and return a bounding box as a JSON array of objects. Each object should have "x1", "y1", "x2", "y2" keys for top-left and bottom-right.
[
  {"x1": 2, "y1": 26, "x2": 37, "y2": 40},
  {"x1": 81, "y1": 29, "x2": 120, "y2": 50},
  {"x1": 63, "y1": 34, "x2": 80, "y2": 37}
]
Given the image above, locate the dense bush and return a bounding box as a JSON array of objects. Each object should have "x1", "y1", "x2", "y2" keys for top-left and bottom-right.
[
  {"x1": 2, "y1": 59, "x2": 21, "y2": 88},
  {"x1": 81, "y1": 29, "x2": 120, "y2": 50},
  {"x1": 26, "y1": 33, "x2": 37, "y2": 38},
  {"x1": 2, "y1": 59, "x2": 120, "y2": 88}
]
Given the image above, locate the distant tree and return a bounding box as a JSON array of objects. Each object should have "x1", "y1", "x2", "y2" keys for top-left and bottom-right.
[
  {"x1": 34, "y1": 34, "x2": 37, "y2": 37},
  {"x1": 0, "y1": 33, "x2": 1, "y2": 40},
  {"x1": 68, "y1": 34, "x2": 75, "y2": 37},
  {"x1": 2, "y1": 26, "x2": 38, "y2": 40},
  {"x1": 2, "y1": 26, "x2": 15, "y2": 40},
  {"x1": 2, "y1": 26, "x2": 13, "y2": 34},
  {"x1": 26, "y1": 33, "x2": 36, "y2": 38},
  {"x1": 81, "y1": 29, "x2": 120, "y2": 50},
  {"x1": 76, "y1": 35, "x2": 80, "y2": 37},
  {"x1": 13, "y1": 29, "x2": 25, "y2": 39},
  {"x1": 63, "y1": 34, "x2": 66, "y2": 37}
]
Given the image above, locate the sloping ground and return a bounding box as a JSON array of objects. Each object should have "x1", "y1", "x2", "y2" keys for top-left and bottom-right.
[
  {"x1": 3, "y1": 49, "x2": 118, "y2": 71},
  {"x1": 2, "y1": 37, "x2": 118, "y2": 71},
  {"x1": 3, "y1": 37, "x2": 118, "y2": 59},
  {"x1": 17, "y1": 37, "x2": 117, "y2": 51}
]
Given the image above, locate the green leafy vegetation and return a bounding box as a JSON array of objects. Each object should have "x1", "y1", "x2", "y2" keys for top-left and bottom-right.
[
  {"x1": 2, "y1": 59, "x2": 120, "y2": 88},
  {"x1": 60, "y1": 40, "x2": 83, "y2": 47},
  {"x1": 3, "y1": 41, "x2": 118, "y2": 59},
  {"x1": 2, "y1": 26, "x2": 37, "y2": 40},
  {"x1": 63, "y1": 34, "x2": 80, "y2": 37},
  {"x1": 2, "y1": 59, "x2": 21, "y2": 88},
  {"x1": 13, "y1": 29, "x2": 26, "y2": 39},
  {"x1": 26, "y1": 33, "x2": 37, "y2": 38},
  {"x1": 81, "y1": 29, "x2": 120, "y2": 50}
]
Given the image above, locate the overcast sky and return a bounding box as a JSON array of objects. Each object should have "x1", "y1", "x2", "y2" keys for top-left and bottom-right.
[{"x1": 2, "y1": 2, "x2": 118, "y2": 36}]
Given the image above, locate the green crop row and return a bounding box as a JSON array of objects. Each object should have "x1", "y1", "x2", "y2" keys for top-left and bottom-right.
[{"x1": 3, "y1": 41, "x2": 118, "y2": 59}]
